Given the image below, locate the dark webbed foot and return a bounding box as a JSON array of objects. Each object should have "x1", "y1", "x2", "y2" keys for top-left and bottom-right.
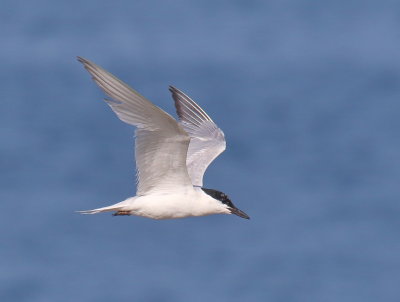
[{"x1": 112, "y1": 211, "x2": 131, "y2": 216}]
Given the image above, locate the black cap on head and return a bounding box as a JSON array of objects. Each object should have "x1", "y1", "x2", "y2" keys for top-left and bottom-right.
[{"x1": 201, "y1": 188, "x2": 250, "y2": 219}]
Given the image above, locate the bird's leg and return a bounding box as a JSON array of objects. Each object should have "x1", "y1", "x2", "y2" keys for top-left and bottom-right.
[{"x1": 112, "y1": 211, "x2": 131, "y2": 216}]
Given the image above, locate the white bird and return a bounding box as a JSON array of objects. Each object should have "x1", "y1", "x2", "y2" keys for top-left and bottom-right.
[{"x1": 77, "y1": 57, "x2": 249, "y2": 220}]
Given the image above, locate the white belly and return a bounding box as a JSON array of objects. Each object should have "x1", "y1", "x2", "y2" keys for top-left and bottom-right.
[{"x1": 122, "y1": 190, "x2": 227, "y2": 219}]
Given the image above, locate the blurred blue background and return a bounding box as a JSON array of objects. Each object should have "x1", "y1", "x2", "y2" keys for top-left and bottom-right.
[{"x1": 1, "y1": 0, "x2": 400, "y2": 301}]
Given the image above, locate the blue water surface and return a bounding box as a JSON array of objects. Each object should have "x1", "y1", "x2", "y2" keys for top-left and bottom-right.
[{"x1": 1, "y1": 1, "x2": 400, "y2": 301}]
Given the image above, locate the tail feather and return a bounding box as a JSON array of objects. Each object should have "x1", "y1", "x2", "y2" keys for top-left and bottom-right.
[{"x1": 76, "y1": 204, "x2": 124, "y2": 215}]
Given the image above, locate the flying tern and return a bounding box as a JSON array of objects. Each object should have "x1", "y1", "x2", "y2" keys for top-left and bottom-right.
[{"x1": 77, "y1": 57, "x2": 249, "y2": 220}]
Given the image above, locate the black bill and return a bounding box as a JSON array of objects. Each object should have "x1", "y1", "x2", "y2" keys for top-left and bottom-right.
[{"x1": 229, "y1": 207, "x2": 250, "y2": 219}]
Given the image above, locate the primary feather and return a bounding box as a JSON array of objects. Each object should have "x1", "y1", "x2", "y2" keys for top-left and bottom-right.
[
  {"x1": 78, "y1": 57, "x2": 192, "y2": 194},
  {"x1": 169, "y1": 86, "x2": 226, "y2": 187}
]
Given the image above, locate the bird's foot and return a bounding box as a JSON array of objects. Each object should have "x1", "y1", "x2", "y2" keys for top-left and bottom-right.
[{"x1": 112, "y1": 211, "x2": 131, "y2": 216}]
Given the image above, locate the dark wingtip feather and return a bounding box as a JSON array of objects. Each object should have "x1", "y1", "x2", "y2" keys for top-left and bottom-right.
[
  {"x1": 76, "y1": 56, "x2": 94, "y2": 74},
  {"x1": 169, "y1": 85, "x2": 185, "y2": 119},
  {"x1": 77, "y1": 56, "x2": 88, "y2": 65}
]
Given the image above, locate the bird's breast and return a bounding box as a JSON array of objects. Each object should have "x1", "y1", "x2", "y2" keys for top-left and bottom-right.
[{"x1": 127, "y1": 191, "x2": 224, "y2": 219}]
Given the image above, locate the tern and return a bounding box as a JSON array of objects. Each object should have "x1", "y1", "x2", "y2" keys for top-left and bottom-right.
[{"x1": 77, "y1": 57, "x2": 249, "y2": 220}]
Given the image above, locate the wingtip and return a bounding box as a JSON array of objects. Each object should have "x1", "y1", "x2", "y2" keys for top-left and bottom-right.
[
  {"x1": 76, "y1": 56, "x2": 86, "y2": 63},
  {"x1": 77, "y1": 56, "x2": 91, "y2": 71},
  {"x1": 169, "y1": 85, "x2": 178, "y2": 93},
  {"x1": 169, "y1": 86, "x2": 184, "y2": 118},
  {"x1": 77, "y1": 56, "x2": 94, "y2": 69}
]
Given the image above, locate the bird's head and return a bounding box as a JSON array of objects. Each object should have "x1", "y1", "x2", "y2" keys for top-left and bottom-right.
[{"x1": 201, "y1": 188, "x2": 250, "y2": 219}]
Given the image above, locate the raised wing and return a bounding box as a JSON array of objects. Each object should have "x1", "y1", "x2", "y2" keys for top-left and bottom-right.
[
  {"x1": 169, "y1": 86, "x2": 226, "y2": 187},
  {"x1": 78, "y1": 57, "x2": 192, "y2": 195}
]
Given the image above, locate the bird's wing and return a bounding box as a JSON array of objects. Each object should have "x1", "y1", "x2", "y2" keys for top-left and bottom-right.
[
  {"x1": 78, "y1": 57, "x2": 192, "y2": 195},
  {"x1": 169, "y1": 86, "x2": 226, "y2": 187}
]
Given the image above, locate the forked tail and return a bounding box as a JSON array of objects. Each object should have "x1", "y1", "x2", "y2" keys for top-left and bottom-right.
[{"x1": 76, "y1": 204, "x2": 124, "y2": 215}]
